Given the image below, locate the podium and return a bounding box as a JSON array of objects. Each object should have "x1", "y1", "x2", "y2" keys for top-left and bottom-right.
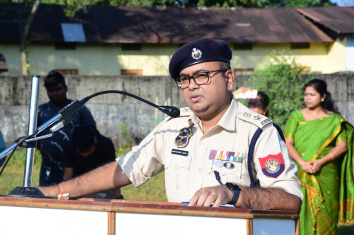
[{"x1": 0, "y1": 196, "x2": 298, "y2": 235}]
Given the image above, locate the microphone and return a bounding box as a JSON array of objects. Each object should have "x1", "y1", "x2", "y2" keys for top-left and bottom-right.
[{"x1": 158, "y1": 106, "x2": 180, "y2": 118}]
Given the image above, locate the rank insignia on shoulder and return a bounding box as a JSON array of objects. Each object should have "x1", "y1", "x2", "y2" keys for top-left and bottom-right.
[
  {"x1": 175, "y1": 127, "x2": 192, "y2": 148},
  {"x1": 254, "y1": 115, "x2": 261, "y2": 120},
  {"x1": 258, "y1": 153, "x2": 284, "y2": 178},
  {"x1": 261, "y1": 118, "x2": 271, "y2": 126}
]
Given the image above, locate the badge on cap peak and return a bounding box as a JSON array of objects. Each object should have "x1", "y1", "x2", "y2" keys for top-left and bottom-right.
[{"x1": 192, "y1": 48, "x2": 202, "y2": 60}]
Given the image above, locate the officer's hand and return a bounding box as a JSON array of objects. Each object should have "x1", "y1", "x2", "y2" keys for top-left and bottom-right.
[{"x1": 188, "y1": 185, "x2": 233, "y2": 207}]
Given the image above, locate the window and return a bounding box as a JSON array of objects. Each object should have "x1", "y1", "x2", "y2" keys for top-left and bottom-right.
[
  {"x1": 234, "y1": 43, "x2": 252, "y2": 50},
  {"x1": 291, "y1": 43, "x2": 310, "y2": 49},
  {"x1": 121, "y1": 69, "x2": 143, "y2": 75},
  {"x1": 61, "y1": 23, "x2": 86, "y2": 42},
  {"x1": 55, "y1": 42, "x2": 76, "y2": 50},
  {"x1": 122, "y1": 44, "x2": 141, "y2": 51},
  {"x1": 233, "y1": 68, "x2": 254, "y2": 75},
  {"x1": 54, "y1": 69, "x2": 78, "y2": 75}
]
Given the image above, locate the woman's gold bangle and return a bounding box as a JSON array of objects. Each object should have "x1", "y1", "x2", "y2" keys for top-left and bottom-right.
[
  {"x1": 300, "y1": 161, "x2": 305, "y2": 166},
  {"x1": 329, "y1": 153, "x2": 334, "y2": 161}
]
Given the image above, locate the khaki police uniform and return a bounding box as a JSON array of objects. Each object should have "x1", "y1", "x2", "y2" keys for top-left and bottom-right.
[{"x1": 117, "y1": 98, "x2": 302, "y2": 203}]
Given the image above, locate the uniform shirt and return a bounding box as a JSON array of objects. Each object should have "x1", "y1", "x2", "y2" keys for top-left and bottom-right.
[
  {"x1": 62, "y1": 135, "x2": 116, "y2": 177},
  {"x1": 37, "y1": 100, "x2": 96, "y2": 186},
  {"x1": 118, "y1": 98, "x2": 302, "y2": 203}
]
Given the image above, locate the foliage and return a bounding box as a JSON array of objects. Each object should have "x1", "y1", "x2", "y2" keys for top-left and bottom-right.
[
  {"x1": 261, "y1": 0, "x2": 336, "y2": 7},
  {"x1": 118, "y1": 123, "x2": 133, "y2": 148},
  {"x1": 248, "y1": 50, "x2": 312, "y2": 130}
]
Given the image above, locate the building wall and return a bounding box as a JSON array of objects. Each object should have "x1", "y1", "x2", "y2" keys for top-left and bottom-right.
[
  {"x1": 328, "y1": 38, "x2": 348, "y2": 73},
  {"x1": 0, "y1": 41, "x2": 348, "y2": 76}
]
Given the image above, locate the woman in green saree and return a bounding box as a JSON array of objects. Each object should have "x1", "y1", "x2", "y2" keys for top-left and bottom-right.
[{"x1": 285, "y1": 79, "x2": 354, "y2": 235}]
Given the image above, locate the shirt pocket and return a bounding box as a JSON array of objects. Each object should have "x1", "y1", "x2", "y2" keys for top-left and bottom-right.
[
  {"x1": 165, "y1": 155, "x2": 192, "y2": 193},
  {"x1": 207, "y1": 160, "x2": 243, "y2": 184}
]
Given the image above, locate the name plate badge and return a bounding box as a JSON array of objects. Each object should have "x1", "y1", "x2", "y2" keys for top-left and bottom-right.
[{"x1": 171, "y1": 149, "x2": 189, "y2": 156}]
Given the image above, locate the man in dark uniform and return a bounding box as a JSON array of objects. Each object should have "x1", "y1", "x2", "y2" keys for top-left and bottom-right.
[{"x1": 37, "y1": 70, "x2": 96, "y2": 186}]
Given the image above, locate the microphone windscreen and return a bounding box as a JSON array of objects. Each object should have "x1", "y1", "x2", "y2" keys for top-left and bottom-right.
[{"x1": 158, "y1": 106, "x2": 180, "y2": 118}]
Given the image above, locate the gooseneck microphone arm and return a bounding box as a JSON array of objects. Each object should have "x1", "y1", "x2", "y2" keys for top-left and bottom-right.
[
  {"x1": 80, "y1": 90, "x2": 180, "y2": 118},
  {"x1": 0, "y1": 90, "x2": 180, "y2": 176}
]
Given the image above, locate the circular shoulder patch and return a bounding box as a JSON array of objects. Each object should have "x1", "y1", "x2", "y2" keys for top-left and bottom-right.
[{"x1": 265, "y1": 159, "x2": 280, "y2": 174}]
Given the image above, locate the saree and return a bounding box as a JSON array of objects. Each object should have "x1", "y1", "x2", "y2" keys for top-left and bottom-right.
[{"x1": 285, "y1": 111, "x2": 354, "y2": 235}]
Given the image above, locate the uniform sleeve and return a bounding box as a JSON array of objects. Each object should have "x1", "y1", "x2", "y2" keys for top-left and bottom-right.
[
  {"x1": 284, "y1": 111, "x2": 298, "y2": 139},
  {"x1": 253, "y1": 124, "x2": 303, "y2": 200},
  {"x1": 117, "y1": 122, "x2": 167, "y2": 187}
]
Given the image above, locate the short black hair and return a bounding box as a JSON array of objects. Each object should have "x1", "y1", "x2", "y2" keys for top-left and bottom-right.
[
  {"x1": 44, "y1": 70, "x2": 66, "y2": 88},
  {"x1": 72, "y1": 125, "x2": 100, "y2": 153},
  {"x1": 248, "y1": 91, "x2": 269, "y2": 117}
]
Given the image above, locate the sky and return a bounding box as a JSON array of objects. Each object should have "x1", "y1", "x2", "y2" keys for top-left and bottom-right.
[{"x1": 330, "y1": 0, "x2": 354, "y2": 6}]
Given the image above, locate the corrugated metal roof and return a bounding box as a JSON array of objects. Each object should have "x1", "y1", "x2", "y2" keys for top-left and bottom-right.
[
  {"x1": 0, "y1": 4, "x2": 338, "y2": 44},
  {"x1": 296, "y1": 7, "x2": 354, "y2": 35}
]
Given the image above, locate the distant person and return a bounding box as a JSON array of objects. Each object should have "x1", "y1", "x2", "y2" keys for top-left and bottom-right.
[
  {"x1": 233, "y1": 87, "x2": 269, "y2": 116},
  {"x1": 0, "y1": 130, "x2": 6, "y2": 166},
  {"x1": 37, "y1": 70, "x2": 96, "y2": 186},
  {"x1": 285, "y1": 79, "x2": 354, "y2": 234},
  {"x1": 62, "y1": 125, "x2": 122, "y2": 199}
]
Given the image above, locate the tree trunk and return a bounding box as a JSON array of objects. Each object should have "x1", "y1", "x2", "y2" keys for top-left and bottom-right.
[{"x1": 20, "y1": 0, "x2": 41, "y2": 75}]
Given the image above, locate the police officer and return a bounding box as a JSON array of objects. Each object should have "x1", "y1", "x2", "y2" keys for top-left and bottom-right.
[{"x1": 38, "y1": 38, "x2": 302, "y2": 211}]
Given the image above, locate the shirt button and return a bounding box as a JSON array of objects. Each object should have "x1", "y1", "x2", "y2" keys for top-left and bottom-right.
[
  {"x1": 174, "y1": 164, "x2": 178, "y2": 169},
  {"x1": 198, "y1": 168, "x2": 202, "y2": 172}
]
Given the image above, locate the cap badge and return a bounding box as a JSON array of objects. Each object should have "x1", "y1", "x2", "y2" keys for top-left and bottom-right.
[
  {"x1": 192, "y1": 48, "x2": 202, "y2": 60},
  {"x1": 175, "y1": 127, "x2": 192, "y2": 148}
]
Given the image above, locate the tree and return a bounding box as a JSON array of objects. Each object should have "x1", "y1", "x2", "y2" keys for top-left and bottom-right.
[
  {"x1": 0, "y1": 0, "x2": 41, "y2": 75},
  {"x1": 247, "y1": 51, "x2": 312, "y2": 130},
  {"x1": 261, "y1": 0, "x2": 336, "y2": 7}
]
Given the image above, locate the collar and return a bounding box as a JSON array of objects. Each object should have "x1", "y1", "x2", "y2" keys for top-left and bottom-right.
[
  {"x1": 217, "y1": 97, "x2": 238, "y2": 132},
  {"x1": 189, "y1": 97, "x2": 238, "y2": 132}
]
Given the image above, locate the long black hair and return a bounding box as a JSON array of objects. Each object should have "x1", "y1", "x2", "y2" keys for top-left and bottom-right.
[{"x1": 304, "y1": 79, "x2": 337, "y2": 113}]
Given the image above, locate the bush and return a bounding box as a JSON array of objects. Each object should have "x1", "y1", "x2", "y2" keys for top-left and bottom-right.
[{"x1": 248, "y1": 50, "x2": 312, "y2": 130}]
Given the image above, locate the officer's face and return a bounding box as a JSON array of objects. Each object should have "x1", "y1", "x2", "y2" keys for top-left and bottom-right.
[{"x1": 179, "y1": 61, "x2": 234, "y2": 121}]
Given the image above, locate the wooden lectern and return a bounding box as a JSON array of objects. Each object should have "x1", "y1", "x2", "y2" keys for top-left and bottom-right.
[{"x1": 0, "y1": 196, "x2": 298, "y2": 235}]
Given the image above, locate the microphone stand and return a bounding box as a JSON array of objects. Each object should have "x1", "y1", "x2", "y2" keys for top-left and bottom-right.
[{"x1": 0, "y1": 84, "x2": 180, "y2": 198}]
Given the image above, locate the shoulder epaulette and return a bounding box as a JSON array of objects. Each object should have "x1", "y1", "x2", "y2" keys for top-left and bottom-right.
[{"x1": 236, "y1": 102, "x2": 273, "y2": 129}]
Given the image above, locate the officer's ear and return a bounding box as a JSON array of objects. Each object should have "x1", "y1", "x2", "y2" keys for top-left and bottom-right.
[{"x1": 225, "y1": 70, "x2": 234, "y2": 92}]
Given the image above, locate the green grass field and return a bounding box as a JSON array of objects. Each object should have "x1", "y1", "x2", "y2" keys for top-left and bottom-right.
[
  {"x1": 0, "y1": 149, "x2": 353, "y2": 234},
  {"x1": 0, "y1": 149, "x2": 167, "y2": 202}
]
